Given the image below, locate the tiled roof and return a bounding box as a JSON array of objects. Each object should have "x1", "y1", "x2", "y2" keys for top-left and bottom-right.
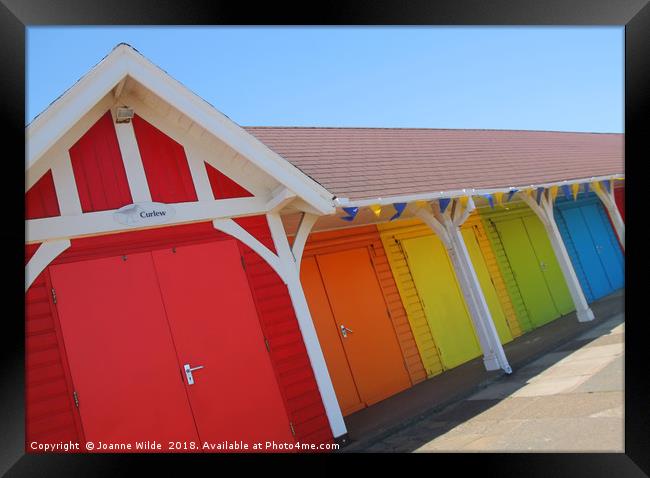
[{"x1": 244, "y1": 127, "x2": 624, "y2": 201}]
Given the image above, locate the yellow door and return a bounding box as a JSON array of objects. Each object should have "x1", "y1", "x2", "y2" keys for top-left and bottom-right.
[
  {"x1": 401, "y1": 235, "x2": 482, "y2": 369},
  {"x1": 462, "y1": 228, "x2": 513, "y2": 344}
]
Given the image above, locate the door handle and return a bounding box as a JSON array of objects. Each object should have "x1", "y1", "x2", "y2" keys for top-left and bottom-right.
[
  {"x1": 183, "y1": 363, "x2": 204, "y2": 385},
  {"x1": 340, "y1": 325, "x2": 354, "y2": 338}
]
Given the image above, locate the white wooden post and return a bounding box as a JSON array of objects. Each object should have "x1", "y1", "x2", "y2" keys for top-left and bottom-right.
[
  {"x1": 265, "y1": 212, "x2": 348, "y2": 439},
  {"x1": 415, "y1": 199, "x2": 512, "y2": 373},
  {"x1": 594, "y1": 186, "x2": 624, "y2": 251},
  {"x1": 519, "y1": 192, "x2": 595, "y2": 322}
]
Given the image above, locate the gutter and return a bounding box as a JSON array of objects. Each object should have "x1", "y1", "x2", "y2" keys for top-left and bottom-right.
[{"x1": 333, "y1": 173, "x2": 624, "y2": 209}]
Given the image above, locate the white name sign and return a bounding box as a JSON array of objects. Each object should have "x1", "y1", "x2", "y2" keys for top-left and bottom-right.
[{"x1": 113, "y1": 202, "x2": 176, "y2": 227}]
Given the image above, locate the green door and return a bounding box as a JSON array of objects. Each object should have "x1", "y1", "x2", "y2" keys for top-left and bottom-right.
[
  {"x1": 522, "y1": 216, "x2": 574, "y2": 315},
  {"x1": 494, "y1": 218, "x2": 561, "y2": 327},
  {"x1": 401, "y1": 235, "x2": 482, "y2": 370},
  {"x1": 462, "y1": 228, "x2": 513, "y2": 344}
]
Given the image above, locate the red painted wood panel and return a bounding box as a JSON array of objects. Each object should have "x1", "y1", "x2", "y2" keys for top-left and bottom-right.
[
  {"x1": 26, "y1": 171, "x2": 60, "y2": 219},
  {"x1": 236, "y1": 217, "x2": 333, "y2": 444},
  {"x1": 615, "y1": 186, "x2": 624, "y2": 221},
  {"x1": 132, "y1": 114, "x2": 197, "y2": 204},
  {"x1": 205, "y1": 162, "x2": 253, "y2": 199},
  {"x1": 25, "y1": 272, "x2": 83, "y2": 450},
  {"x1": 152, "y1": 240, "x2": 295, "y2": 445},
  {"x1": 30, "y1": 220, "x2": 333, "y2": 446},
  {"x1": 69, "y1": 111, "x2": 133, "y2": 212},
  {"x1": 49, "y1": 253, "x2": 200, "y2": 447}
]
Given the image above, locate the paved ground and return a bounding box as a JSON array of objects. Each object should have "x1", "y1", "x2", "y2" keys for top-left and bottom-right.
[{"x1": 359, "y1": 313, "x2": 624, "y2": 452}]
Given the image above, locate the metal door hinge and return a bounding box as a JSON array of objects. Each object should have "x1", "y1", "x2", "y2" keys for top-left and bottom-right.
[
  {"x1": 51, "y1": 288, "x2": 57, "y2": 304},
  {"x1": 73, "y1": 391, "x2": 79, "y2": 408},
  {"x1": 289, "y1": 422, "x2": 296, "y2": 436}
]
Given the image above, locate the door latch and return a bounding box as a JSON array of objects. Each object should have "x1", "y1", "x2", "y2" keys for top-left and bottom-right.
[
  {"x1": 183, "y1": 364, "x2": 205, "y2": 385},
  {"x1": 340, "y1": 325, "x2": 354, "y2": 338}
]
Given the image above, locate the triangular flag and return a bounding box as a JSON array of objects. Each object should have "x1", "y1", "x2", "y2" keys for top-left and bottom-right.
[
  {"x1": 482, "y1": 194, "x2": 495, "y2": 209},
  {"x1": 390, "y1": 203, "x2": 407, "y2": 221},
  {"x1": 584, "y1": 183, "x2": 590, "y2": 194},
  {"x1": 592, "y1": 181, "x2": 602, "y2": 194},
  {"x1": 571, "y1": 183, "x2": 580, "y2": 200},
  {"x1": 369, "y1": 204, "x2": 382, "y2": 218},
  {"x1": 602, "y1": 180, "x2": 611, "y2": 193},
  {"x1": 535, "y1": 187, "x2": 545, "y2": 205},
  {"x1": 459, "y1": 196, "x2": 469, "y2": 209},
  {"x1": 494, "y1": 191, "x2": 504, "y2": 206},
  {"x1": 562, "y1": 184, "x2": 572, "y2": 200},
  {"x1": 439, "y1": 198, "x2": 451, "y2": 214},
  {"x1": 506, "y1": 189, "x2": 519, "y2": 202},
  {"x1": 549, "y1": 186, "x2": 559, "y2": 203},
  {"x1": 341, "y1": 206, "x2": 359, "y2": 222}
]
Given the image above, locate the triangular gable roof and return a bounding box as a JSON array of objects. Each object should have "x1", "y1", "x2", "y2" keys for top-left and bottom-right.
[{"x1": 26, "y1": 43, "x2": 335, "y2": 215}]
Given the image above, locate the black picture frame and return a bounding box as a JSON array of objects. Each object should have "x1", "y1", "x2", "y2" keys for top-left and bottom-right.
[{"x1": 2, "y1": 1, "x2": 647, "y2": 475}]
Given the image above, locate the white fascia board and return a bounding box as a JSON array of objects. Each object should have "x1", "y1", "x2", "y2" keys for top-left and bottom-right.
[
  {"x1": 27, "y1": 44, "x2": 335, "y2": 216},
  {"x1": 334, "y1": 173, "x2": 625, "y2": 208}
]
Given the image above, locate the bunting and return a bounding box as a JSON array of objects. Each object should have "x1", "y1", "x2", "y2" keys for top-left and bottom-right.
[
  {"x1": 390, "y1": 202, "x2": 407, "y2": 221},
  {"x1": 439, "y1": 198, "x2": 451, "y2": 214},
  {"x1": 592, "y1": 181, "x2": 602, "y2": 194},
  {"x1": 482, "y1": 194, "x2": 495, "y2": 209},
  {"x1": 549, "y1": 185, "x2": 559, "y2": 203},
  {"x1": 602, "y1": 180, "x2": 611, "y2": 193},
  {"x1": 369, "y1": 204, "x2": 382, "y2": 218},
  {"x1": 562, "y1": 184, "x2": 572, "y2": 200},
  {"x1": 341, "y1": 206, "x2": 359, "y2": 222},
  {"x1": 584, "y1": 182, "x2": 590, "y2": 194},
  {"x1": 571, "y1": 183, "x2": 580, "y2": 200},
  {"x1": 459, "y1": 196, "x2": 469, "y2": 209},
  {"x1": 506, "y1": 189, "x2": 519, "y2": 202},
  {"x1": 535, "y1": 187, "x2": 545, "y2": 205},
  {"x1": 494, "y1": 191, "x2": 505, "y2": 207}
]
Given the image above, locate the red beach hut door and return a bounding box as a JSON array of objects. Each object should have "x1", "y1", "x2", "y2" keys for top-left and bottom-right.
[
  {"x1": 49, "y1": 252, "x2": 200, "y2": 445},
  {"x1": 49, "y1": 239, "x2": 294, "y2": 447},
  {"x1": 151, "y1": 240, "x2": 295, "y2": 444}
]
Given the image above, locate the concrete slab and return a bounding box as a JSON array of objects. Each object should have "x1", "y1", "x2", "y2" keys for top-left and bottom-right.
[
  {"x1": 573, "y1": 356, "x2": 624, "y2": 393},
  {"x1": 508, "y1": 391, "x2": 623, "y2": 419},
  {"x1": 568, "y1": 342, "x2": 624, "y2": 361},
  {"x1": 527, "y1": 356, "x2": 614, "y2": 381},
  {"x1": 472, "y1": 397, "x2": 541, "y2": 421},
  {"x1": 459, "y1": 417, "x2": 624, "y2": 452},
  {"x1": 467, "y1": 380, "x2": 528, "y2": 400},
  {"x1": 582, "y1": 332, "x2": 625, "y2": 348},
  {"x1": 511, "y1": 375, "x2": 591, "y2": 397}
]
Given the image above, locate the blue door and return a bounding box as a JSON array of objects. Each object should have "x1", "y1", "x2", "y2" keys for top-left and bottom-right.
[
  {"x1": 555, "y1": 194, "x2": 624, "y2": 302},
  {"x1": 581, "y1": 204, "x2": 624, "y2": 290}
]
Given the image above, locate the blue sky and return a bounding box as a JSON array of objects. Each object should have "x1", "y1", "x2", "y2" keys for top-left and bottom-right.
[{"x1": 26, "y1": 27, "x2": 623, "y2": 132}]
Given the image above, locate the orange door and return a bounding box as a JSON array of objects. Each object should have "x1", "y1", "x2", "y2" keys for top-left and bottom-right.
[
  {"x1": 304, "y1": 247, "x2": 411, "y2": 413},
  {"x1": 301, "y1": 257, "x2": 364, "y2": 416}
]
